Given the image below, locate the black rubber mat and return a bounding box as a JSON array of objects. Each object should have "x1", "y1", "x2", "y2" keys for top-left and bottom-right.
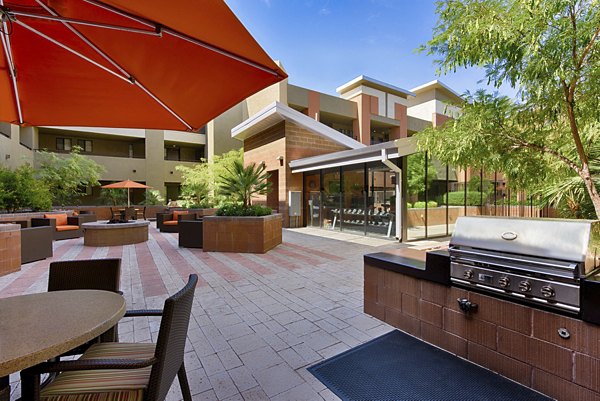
[{"x1": 308, "y1": 330, "x2": 552, "y2": 401}]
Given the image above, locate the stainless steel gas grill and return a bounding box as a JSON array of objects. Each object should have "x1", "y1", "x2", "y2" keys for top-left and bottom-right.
[{"x1": 449, "y1": 216, "x2": 600, "y2": 315}]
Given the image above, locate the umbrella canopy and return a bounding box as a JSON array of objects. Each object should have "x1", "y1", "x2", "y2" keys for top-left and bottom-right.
[
  {"x1": 0, "y1": 0, "x2": 287, "y2": 131},
  {"x1": 102, "y1": 179, "x2": 151, "y2": 207}
]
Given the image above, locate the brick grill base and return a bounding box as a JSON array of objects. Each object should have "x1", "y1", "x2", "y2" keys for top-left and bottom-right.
[{"x1": 364, "y1": 263, "x2": 600, "y2": 401}]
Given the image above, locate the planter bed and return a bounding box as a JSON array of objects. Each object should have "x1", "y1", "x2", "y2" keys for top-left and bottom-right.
[{"x1": 203, "y1": 214, "x2": 282, "y2": 253}]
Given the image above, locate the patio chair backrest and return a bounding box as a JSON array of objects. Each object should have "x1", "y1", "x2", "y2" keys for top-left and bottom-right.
[
  {"x1": 48, "y1": 258, "x2": 121, "y2": 293},
  {"x1": 146, "y1": 274, "x2": 198, "y2": 401}
]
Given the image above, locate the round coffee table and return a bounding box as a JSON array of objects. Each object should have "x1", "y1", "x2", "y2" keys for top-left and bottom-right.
[
  {"x1": 0, "y1": 290, "x2": 126, "y2": 400},
  {"x1": 83, "y1": 221, "x2": 150, "y2": 246}
]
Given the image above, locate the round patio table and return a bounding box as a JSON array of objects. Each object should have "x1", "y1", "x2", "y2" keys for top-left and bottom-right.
[{"x1": 0, "y1": 290, "x2": 126, "y2": 401}]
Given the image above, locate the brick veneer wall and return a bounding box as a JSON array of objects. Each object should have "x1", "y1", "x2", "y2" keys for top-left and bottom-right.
[
  {"x1": 364, "y1": 264, "x2": 600, "y2": 401},
  {"x1": 244, "y1": 120, "x2": 349, "y2": 227}
]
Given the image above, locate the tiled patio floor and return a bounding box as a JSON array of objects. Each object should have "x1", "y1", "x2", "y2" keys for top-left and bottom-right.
[{"x1": 1, "y1": 224, "x2": 440, "y2": 401}]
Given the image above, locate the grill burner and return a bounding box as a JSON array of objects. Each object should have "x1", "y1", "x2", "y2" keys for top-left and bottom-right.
[{"x1": 449, "y1": 217, "x2": 600, "y2": 315}]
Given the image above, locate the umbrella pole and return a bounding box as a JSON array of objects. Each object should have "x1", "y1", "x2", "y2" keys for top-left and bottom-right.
[{"x1": 128, "y1": 189, "x2": 131, "y2": 208}]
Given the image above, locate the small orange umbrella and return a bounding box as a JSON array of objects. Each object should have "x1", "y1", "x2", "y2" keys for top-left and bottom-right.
[{"x1": 101, "y1": 180, "x2": 151, "y2": 207}]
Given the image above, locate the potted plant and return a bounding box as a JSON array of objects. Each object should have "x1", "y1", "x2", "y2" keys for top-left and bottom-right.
[{"x1": 202, "y1": 160, "x2": 282, "y2": 253}]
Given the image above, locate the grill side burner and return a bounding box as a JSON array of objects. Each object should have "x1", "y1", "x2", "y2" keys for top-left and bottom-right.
[{"x1": 449, "y1": 216, "x2": 600, "y2": 315}]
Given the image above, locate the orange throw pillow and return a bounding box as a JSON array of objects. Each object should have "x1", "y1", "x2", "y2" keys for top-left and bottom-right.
[
  {"x1": 44, "y1": 213, "x2": 68, "y2": 226},
  {"x1": 172, "y1": 210, "x2": 188, "y2": 221}
]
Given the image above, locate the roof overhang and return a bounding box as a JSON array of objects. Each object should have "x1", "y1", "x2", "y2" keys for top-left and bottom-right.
[
  {"x1": 231, "y1": 101, "x2": 364, "y2": 150},
  {"x1": 289, "y1": 136, "x2": 418, "y2": 173},
  {"x1": 336, "y1": 75, "x2": 415, "y2": 99},
  {"x1": 410, "y1": 80, "x2": 463, "y2": 103}
]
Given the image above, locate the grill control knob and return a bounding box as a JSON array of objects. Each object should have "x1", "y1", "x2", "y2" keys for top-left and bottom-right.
[
  {"x1": 464, "y1": 270, "x2": 474, "y2": 280},
  {"x1": 498, "y1": 276, "x2": 511, "y2": 288},
  {"x1": 541, "y1": 285, "x2": 556, "y2": 299},
  {"x1": 518, "y1": 280, "x2": 532, "y2": 292}
]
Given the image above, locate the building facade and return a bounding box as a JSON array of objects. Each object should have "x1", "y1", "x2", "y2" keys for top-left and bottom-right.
[
  {"x1": 0, "y1": 123, "x2": 205, "y2": 203},
  {"x1": 223, "y1": 75, "x2": 469, "y2": 241}
]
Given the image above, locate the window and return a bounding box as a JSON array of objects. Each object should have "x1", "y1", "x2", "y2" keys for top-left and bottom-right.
[
  {"x1": 56, "y1": 138, "x2": 72, "y2": 151},
  {"x1": 77, "y1": 139, "x2": 93, "y2": 152}
]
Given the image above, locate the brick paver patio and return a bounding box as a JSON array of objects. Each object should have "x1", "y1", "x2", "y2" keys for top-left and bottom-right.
[{"x1": 1, "y1": 224, "x2": 430, "y2": 401}]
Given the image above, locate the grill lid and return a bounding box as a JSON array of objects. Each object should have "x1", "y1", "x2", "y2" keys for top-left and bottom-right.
[{"x1": 450, "y1": 217, "x2": 600, "y2": 275}]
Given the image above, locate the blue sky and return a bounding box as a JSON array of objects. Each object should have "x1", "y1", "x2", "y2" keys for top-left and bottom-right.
[{"x1": 226, "y1": 0, "x2": 516, "y2": 98}]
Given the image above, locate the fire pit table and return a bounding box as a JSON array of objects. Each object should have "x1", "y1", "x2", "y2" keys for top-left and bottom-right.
[{"x1": 82, "y1": 221, "x2": 150, "y2": 246}]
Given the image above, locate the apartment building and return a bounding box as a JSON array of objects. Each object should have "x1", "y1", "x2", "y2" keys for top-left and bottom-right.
[
  {"x1": 215, "y1": 74, "x2": 466, "y2": 241},
  {"x1": 0, "y1": 123, "x2": 205, "y2": 203},
  {"x1": 1, "y1": 67, "x2": 481, "y2": 241}
]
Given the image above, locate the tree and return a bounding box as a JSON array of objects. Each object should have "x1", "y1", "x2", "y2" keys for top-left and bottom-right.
[
  {"x1": 99, "y1": 188, "x2": 128, "y2": 206},
  {"x1": 406, "y1": 152, "x2": 438, "y2": 198},
  {"x1": 36, "y1": 146, "x2": 105, "y2": 206},
  {"x1": 218, "y1": 160, "x2": 272, "y2": 208},
  {"x1": 0, "y1": 164, "x2": 52, "y2": 212},
  {"x1": 176, "y1": 149, "x2": 242, "y2": 207},
  {"x1": 419, "y1": 0, "x2": 600, "y2": 217}
]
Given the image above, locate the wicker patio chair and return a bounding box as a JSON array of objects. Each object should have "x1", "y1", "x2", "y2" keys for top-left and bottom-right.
[
  {"x1": 48, "y1": 258, "x2": 122, "y2": 345},
  {"x1": 21, "y1": 274, "x2": 198, "y2": 401}
]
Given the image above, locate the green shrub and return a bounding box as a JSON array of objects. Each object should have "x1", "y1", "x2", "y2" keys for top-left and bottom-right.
[
  {"x1": 0, "y1": 165, "x2": 51, "y2": 212},
  {"x1": 141, "y1": 189, "x2": 165, "y2": 206},
  {"x1": 406, "y1": 202, "x2": 412, "y2": 208},
  {"x1": 216, "y1": 203, "x2": 272, "y2": 217},
  {"x1": 441, "y1": 191, "x2": 484, "y2": 206},
  {"x1": 412, "y1": 200, "x2": 438, "y2": 208}
]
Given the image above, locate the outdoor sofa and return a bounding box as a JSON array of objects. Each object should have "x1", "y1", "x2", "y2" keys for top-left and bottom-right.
[
  {"x1": 31, "y1": 213, "x2": 84, "y2": 240},
  {"x1": 156, "y1": 210, "x2": 196, "y2": 233}
]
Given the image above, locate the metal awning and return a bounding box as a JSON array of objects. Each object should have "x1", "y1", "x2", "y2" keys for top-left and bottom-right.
[{"x1": 289, "y1": 136, "x2": 417, "y2": 173}]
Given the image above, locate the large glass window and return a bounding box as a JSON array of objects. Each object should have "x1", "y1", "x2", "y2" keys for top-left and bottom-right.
[
  {"x1": 322, "y1": 168, "x2": 341, "y2": 231},
  {"x1": 341, "y1": 165, "x2": 366, "y2": 234},
  {"x1": 367, "y1": 163, "x2": 396, "y2": 238},
  {"x1": 304, "y1": 172, "x2": 321, "y2": 228},
  {"x1": 426, "y1": 157, "x2": 448, "y2": 237},
  {"x1": 406, "y1": 152, "x2": 428, "y2": 240}
]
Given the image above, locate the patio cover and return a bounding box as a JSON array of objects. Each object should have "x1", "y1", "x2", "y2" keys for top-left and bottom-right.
[
  {"x1": 289, "y1": 137, "x2": 418, "y2": 173},
  {"x1": 0, "y1": 0, "x2": 287, "y2": 131}
]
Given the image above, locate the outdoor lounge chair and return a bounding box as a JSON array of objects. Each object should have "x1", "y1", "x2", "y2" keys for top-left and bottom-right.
[
  {"x1": 21, "y1": 226, "x2": 53, "y2": 264},
  {"x1": 178, "y1": 218, "x2": 203, "y2": 248},
  {"x1": 21, "y1": 274, "x2": 198, "y2": 401},
  {"x1": 48, "y1": 258, "x2": 122, "y2": 346},
  {"x1": 156, "y1": 210, "x2": 196, "y2": 233},
  {"x1": 30, "y1": 213, "x2": 83, "y2": 240}
]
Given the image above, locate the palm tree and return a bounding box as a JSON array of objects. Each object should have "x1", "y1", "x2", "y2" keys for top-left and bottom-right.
[{"x1": 218, "y1": 160, "x2": 271, "y2": 208}]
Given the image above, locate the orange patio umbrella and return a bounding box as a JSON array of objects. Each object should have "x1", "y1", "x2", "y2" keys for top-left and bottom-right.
[
  {"x1": 101, "y1": 179, "x2": 151, "y2": 207},
  {"x1": 0, "y1": 0, "x2": 287, "y2": 131}
]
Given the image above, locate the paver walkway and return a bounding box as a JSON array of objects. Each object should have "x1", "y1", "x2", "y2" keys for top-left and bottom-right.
[{"x1": 1, "y1": 224, "x2": 432, "y2": 401}]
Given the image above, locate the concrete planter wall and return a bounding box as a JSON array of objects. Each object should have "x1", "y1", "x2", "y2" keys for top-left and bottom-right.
[{"x1": 203, "y1": 214, "x2": 282, "y2": 253}]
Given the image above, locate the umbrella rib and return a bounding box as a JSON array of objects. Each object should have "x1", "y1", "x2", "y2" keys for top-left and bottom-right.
[
  {"x1": 32, "y1": 0, "x2": 193, "y2": 131},
  {"x1": 0, "y1": 2, "x2": 24, "y2": 123},
  {"x1": 85, "y1": 0, "x2": 283, "y2": 78},
  {"x1": 8, "y1": 9, "x2": 160, "y2": 36},
  {"x1": 34, "y1": 0, "x2": 131, "y2": 83},
  {"x1": 15, "y1": 20, "x2": 132, "y2": 84}
]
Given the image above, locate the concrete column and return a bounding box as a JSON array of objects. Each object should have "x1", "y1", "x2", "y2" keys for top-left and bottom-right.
[
  {"x1": 390, "y1": 104, "x2": 408, "y2": 140},
  {"x1": 308, "y1": 90, "x2": 320, "y2": 121},
  {"x1": 145, "y1": 129, "x2": 166, "y2": 196},
  {"x1": 354, "y1": 94, "x2": 371, "y2": 145}
]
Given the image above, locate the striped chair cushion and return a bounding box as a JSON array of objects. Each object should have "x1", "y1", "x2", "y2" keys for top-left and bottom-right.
[{"x1": 41, "y1": 343, "x2": 156, "y2": 401}]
